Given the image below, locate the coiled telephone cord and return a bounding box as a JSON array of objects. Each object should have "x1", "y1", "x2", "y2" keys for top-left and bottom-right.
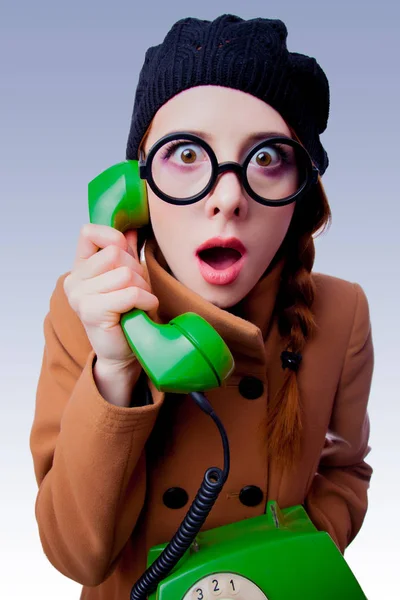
[{"x1": 130, "y1": 391, "x2": 230, "y2": 600}]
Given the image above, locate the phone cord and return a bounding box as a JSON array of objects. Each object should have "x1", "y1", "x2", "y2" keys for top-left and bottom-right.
[{"x1": 130, "y1": 391, "x2": 230, "y2": 600}]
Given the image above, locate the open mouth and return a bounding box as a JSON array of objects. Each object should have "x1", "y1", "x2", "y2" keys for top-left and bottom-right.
[
  {"x1": 195, "y1": 237, "x2": 247, "y2": 285},
  {"x1": 198, "y1": 247, "x2": 243, "y2": 270}
]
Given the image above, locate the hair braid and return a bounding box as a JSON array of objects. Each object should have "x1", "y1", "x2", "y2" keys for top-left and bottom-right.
[
  {"x1": 266, "y1": 154, "x2": 331, "y2": 466},
  {"x1": 266, "y1": 235, "x2": 317, "y2": 466}
]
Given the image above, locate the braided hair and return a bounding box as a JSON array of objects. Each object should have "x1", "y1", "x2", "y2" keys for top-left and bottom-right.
[{"x1": 266, "y1": 127, "x2": 332, "y2": 467}]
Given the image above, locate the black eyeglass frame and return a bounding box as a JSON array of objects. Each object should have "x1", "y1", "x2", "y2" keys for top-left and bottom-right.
[{"x1": 139, "y1": 132, "x2": 319, "y2": 207}]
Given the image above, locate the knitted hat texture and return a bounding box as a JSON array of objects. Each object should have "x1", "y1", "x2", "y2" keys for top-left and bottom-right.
[{"x1": 126, "y1": 14, "x2": 330, "y2": 174}]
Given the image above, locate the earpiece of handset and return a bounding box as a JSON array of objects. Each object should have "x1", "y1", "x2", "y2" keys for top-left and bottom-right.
[
  {"x1": 88, "y1": 161, "x2": 149, "y2": 231},
  {"x1": 88, "y1": 162, "x2": 235, "y2": 393}
]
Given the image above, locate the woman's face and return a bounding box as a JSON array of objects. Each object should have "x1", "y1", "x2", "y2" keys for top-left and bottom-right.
[{"x1": 142, "y1": 86, "x2": 296, "y2": 309}]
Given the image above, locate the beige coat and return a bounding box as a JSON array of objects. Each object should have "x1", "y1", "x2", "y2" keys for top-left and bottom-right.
[{"x1": 30, "y1": 237, "x2": 374, "y2": 600}]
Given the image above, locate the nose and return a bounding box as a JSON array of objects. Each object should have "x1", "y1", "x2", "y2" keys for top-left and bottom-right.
[{"x1": 205, "y1": 170, "x2": 248, "y2": 221}]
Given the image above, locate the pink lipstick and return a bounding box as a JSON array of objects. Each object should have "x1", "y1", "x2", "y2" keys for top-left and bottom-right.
[{"x1": 195, "y1": 237, "x2": 247, "y2": 285}]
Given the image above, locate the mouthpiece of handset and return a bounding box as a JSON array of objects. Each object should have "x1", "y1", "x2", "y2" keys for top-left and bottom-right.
[{"x1": 120, "y1": 309, "x2": 235, "y2": 393}]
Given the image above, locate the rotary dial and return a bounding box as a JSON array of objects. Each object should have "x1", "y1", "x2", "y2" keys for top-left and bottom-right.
[{"x1": 182, "y1": 572, "x2": 269, "y2": 599}]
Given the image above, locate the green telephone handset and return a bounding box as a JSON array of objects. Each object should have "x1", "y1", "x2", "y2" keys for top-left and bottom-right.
[
  {"x1": 88, "y1": 160, "x2": 234, "y2": 393},
  {"x1": 89, "y1": 161, "x2": 367, "y2": 600}
]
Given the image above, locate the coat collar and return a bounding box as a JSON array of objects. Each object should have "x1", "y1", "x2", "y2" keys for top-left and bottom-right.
[{"x1": 144, "y1": 237, "x2": 285, "y2": 369}]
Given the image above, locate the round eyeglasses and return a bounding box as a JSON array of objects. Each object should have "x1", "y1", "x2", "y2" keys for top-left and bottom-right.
[{"x1": 139, "y1": 132, "x2": 319, "y2": 207}]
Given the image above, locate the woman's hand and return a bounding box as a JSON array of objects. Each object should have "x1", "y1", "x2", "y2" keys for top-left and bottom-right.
[{"x1": 63, "y1": 223, "x2": 159, "y2": 369}]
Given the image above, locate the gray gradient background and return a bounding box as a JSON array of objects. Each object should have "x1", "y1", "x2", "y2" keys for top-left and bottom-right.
[{"x1": 1, "y1": 1, "x2": 399, "y2": 598}]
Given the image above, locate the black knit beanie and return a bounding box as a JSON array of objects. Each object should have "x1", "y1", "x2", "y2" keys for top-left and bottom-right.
[{"x1": 126, "y1": 14, "x2": 330, "y2": 174}]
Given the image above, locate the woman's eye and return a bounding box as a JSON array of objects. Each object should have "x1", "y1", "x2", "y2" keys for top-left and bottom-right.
[
  {"x1": 180, "y1": 146, "x2": 197, "y2": 163},
  {"x1": 157, "y1": 140, "x2": 210, "y2": 168},
  {"x1": 171, "y1": 143, "x2": 205, "y2": 164},
  {"x1": 252, "y1": 146, "x2": 280, "y2": 167}
]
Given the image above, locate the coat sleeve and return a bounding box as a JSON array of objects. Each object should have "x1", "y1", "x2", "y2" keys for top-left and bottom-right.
[
  {"x1": 29, "y1": 274, "x2": 165, "y2": 586},
  {"x1": 304, "y1": 282, "x2": 374, "y2": 554}
]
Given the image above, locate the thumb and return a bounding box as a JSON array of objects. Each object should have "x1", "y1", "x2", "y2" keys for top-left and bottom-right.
[{"x1": 124, "y1": 229, "x2": 139, "y2": 261}]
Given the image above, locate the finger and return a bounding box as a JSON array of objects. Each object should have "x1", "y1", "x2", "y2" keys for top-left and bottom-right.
[
  {"x1": 79, "y1": 243, "x2": 145, "y2": 280},
  {"x1": 326, "y1": 430, "x2": 350, "y2": 446},
  {"x1": 82, "y1": 265, "x2": 152, "y2": 295},
  {"x1": 124, "y1": 229, "x2": 139, "y2": 261},
  {"x1": 73, "y1": 223, "x2": 129, "y2": 268},
  {"x1": 80, "y1": 287, "x2": 159, "y2": 324}
]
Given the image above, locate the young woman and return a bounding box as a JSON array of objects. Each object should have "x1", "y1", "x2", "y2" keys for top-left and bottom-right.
[{"x1": 30, "y1": 14, "x2": 374, "y2": 600}]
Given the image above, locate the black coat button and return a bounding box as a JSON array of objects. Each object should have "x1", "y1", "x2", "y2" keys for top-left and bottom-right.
[
  {"x1": 238, "y1": 376, "x2": 264, "y2": 400},
  {"x1": 163, "y1": 487, "x2": 189, "y2": 509},
  {"x1": 239, "y1": 485, "x2": 264, "y2": 507}
]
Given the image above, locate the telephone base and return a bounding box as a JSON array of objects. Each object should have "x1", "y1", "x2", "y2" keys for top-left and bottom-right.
[{"x1": 147, "y1": 501, "x2": 366, "y2": 600}]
